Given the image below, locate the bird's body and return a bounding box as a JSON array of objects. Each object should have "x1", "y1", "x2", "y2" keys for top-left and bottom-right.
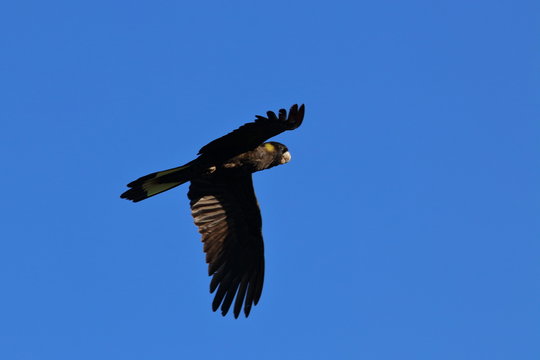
[{"x1": 121, "y1": 104, "x2": 304, "y2": 318}]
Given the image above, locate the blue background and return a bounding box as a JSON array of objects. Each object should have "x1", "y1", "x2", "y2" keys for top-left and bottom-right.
[{"x1": 1, "y1": 1, "x2": 539, "y2": 359}]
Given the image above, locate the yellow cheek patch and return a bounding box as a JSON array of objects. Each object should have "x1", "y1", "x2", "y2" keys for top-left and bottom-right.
[{"x1": 264, "y1": 143, "x2": 275, "y2": 152}]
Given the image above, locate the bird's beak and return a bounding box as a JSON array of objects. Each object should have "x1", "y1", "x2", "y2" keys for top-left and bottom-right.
[{"x1": 280, "y1": 151, "x2": 291, "y2": 164}]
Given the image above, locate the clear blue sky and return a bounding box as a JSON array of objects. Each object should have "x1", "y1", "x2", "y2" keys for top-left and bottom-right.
[{"x1": 1, "y1": 1, "x2": 538, "y2": 359}]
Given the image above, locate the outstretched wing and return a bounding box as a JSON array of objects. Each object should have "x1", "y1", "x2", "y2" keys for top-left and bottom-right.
[
  {"x1": 197, "y1": 104, "x2": 304, "y2": 159},
  {"x1": 188, "y1": 174, "x2": 265, "y2": 318}
]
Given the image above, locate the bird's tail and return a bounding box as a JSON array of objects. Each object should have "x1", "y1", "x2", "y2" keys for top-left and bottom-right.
[{"x1": 120, "y1": 162, "x2": 197, "y2": 202}]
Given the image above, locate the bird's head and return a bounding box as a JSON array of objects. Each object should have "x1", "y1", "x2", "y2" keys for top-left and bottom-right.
[{"x1": 262, "y1": 141, "x2": 291, "y2": 167}]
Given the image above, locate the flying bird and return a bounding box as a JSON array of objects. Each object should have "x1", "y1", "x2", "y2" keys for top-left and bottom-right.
[{"x1": 121, "y1": 104, "x2": 305, "y2": 318}]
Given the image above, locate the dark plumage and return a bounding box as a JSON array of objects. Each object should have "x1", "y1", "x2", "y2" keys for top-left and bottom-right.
[{"x1": 120, "y1": 104, "x2": 304, "y2": 318}]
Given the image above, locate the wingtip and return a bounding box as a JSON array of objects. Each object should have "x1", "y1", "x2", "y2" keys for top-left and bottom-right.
[
  {"x1": 298, "y1": 104, "x2": 305, "y2": 123},
  {"x1": 278, "y1": 108, "x2": 287, "y2": 121},
  {"x1": 266, "y1": 110, "x2": 278, "y2": 121},
  {"x1": 244, "y1": 303, "x2": 252, "y2": 317},
  {"x1": 285, "y1": 103, "x2": 305, "y2": 129}
]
